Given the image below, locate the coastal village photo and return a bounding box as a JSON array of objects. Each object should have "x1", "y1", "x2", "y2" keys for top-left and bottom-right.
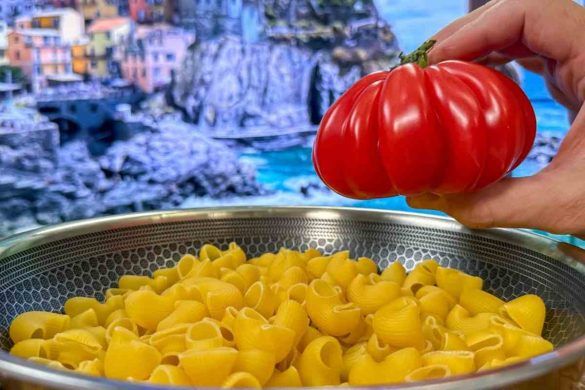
[{"x1": 0, "y1": 0, "x2": 574, "y2": 244}]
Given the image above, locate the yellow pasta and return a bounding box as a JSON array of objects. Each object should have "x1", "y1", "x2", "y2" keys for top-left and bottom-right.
[
  {"x1": 234, "y1": 349, "x2": 275, "y2": 386},
  {"x1": 179, "y1": 347, "x2": 238, "y2": 386},
  {"x1": 222, "y1": 372, "x2": 262, "y2": 388},
  {"x1": 148, "y1": 364, "x2": 191, "y2": 385},
  {"x1": 9, "y1": 312, "x2": 70, "y2": 343},
  {"x1": 372, "y1": 296, "x2": 425, "y2": 349},
  {"x1": 460, "y1": 289, "x2": 504, "y2": 315},
  {"x1": 306, "y1": 279, "x2": 361, "y2": 336},
  {"x1": 380, "y1": 261, "x2": 407, "y2": 285},
  {"x1": 347, "y1": 274, "x2": 401, "y2": 314},
  {"x1": 298, "y1": 336, "x2": 343, "y2": 386},
  {"x1": 349, "y1": 347, "x2": 422, "y2": 385},
  {"x1": 265, "y1": 366, "x2": 303, "y2": 387},
  {"x1": 499, "y1": 294, "x2": 546, "y2": 336},
  {"x1": 422, "y1": 350, "x2": 476, "y2": 376},
  {"x1": 7, "y1": 244, "x2": 554, "y2": 388}
]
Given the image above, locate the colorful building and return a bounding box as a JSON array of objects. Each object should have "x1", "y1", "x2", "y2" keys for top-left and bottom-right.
[
  {"x1": 0, "y1": 22, "x2": 9, "y2": 66},
  {"x1": 129, "y1": 0, "x2": 166, "y2": 24},
  {"x1": 120, "y1": 24, "x2": 194, "y2": 92},
  {"x1": 0, "y1": 0, "x2": 36, "y2": 27},
  {"x1": 77, "y1": 0, "x2": 120, "y2": 24},
  {"x1": 31, "y1": 9, "x2": 85, "y2": 43},
  {"x1": 7, "y1": 29, "x2": 74, "y2": 91},
  {"x1": 72, "y1": 38, "x2": 89, "y2": 75},
  {"x1": 40, "y1": 0, "x2": 77, "y2": 8},
  {"x1": 87, "y1": 17, "x2": 133, "y2": 78}
]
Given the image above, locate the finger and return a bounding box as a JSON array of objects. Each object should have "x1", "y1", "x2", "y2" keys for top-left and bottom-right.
[
  {"x1": 430, "y1": 0, "x2": 583, "y2": 64},
  {"x1": 407, "y1": 176, "x2": 560, "y2": 231}
]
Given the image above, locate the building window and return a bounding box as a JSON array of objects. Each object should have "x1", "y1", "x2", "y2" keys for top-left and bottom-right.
[
  {"x1": 141, "y1": 68, "x2": 146, "y2": 78},
  {"x1": 15, "y1": 51, "x2": 20, "y2": 60},
  {"x1": 166, "y1": 53, "x2": 175, "y2": 62},
  {"x1": 154, "y1": 67, "x2": 160, "y2": 77},
  {"x1": 34, "y1": 65, "x2": 42, "y2": 75},
  {"x1": 44, "y1": 36, "x2": 50, "y2": 45},
  {"x1": 153, "y1": 52, "x2": 159, "y2": 62},
  {"x1": 13, "y1": 36, "x2": 19, "y2": 44}
]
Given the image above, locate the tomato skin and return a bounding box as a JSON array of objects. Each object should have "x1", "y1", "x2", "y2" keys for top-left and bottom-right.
[{"x1": 313, "y1": 60, "x2": 536, "y2": 199}]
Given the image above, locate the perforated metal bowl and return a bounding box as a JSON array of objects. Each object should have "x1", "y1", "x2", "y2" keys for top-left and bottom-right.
[{"x1": 0, "y1": 207, "x2": 584, "y2": 390}]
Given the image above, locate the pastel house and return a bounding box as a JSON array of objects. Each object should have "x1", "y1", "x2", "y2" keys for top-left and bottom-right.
[
  {"x1": 120, "y1": 24, "x2": 194, "y2": 92},
  {"x1": 30, "y1": 8, "x2": 85, "y2": 44},
  {"x1": 7, "y1": 28, "x2": 73, "y2": 91},
  {"x1": 77, "y1": 0, "x2": 120, "y2": 24},
  {"x1": 87, "y1": 17, "x2": 133, "y2": 77},
  {"x1": 0, "y1": 22, "x2": 8, "y2": 66},
  {"x1": 129, "y1": 0, "x2": 166, "y2": 24}
]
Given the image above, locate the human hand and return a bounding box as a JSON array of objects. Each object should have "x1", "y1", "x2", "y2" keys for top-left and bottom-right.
[{"x1": 407, "y1": 0, "x2": 585, "y2": 237}]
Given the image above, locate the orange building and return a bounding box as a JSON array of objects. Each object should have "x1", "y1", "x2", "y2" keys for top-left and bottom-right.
[
  {"x1": 7, "y1": 29, "x2": 74, "y2": 91},
  {"x1": 72, "y1": 39, "x2": 89, "y2": 75},
  {"x1": 77, "y1": 0, "x2": 120, "y2": 24}
]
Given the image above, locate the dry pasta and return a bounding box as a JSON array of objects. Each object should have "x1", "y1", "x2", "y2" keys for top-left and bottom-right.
[{"x1": 8, "y1": 244, "x2": 554, "y2": 387}]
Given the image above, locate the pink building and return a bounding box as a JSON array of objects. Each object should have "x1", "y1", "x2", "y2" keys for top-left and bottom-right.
[
  {"x1": 7, "y1": 29, "x2": 73, "y2": 92},
  {"x1": 120, "y1": 24, "x2": 194, "y2": 93}
]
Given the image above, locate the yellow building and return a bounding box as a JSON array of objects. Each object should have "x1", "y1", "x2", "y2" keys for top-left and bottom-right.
[
  {"x1": 87, "y1": 17, "x2": 132, "y2": 77},
  {"x1": 72, "y1": 39, "x2": 89, "y2": 75},
  {"x1": 78, "y1": 0, "x2": 119, "y2": 23}
]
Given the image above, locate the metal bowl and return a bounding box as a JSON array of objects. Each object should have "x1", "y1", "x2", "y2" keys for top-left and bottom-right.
[{"x1": 0, "y1": 207, "x2": 583, "y2": 389}]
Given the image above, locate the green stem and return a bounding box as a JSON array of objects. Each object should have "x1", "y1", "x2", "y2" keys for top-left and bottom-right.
[{"x1": 397, "y1": 39, "x2": 437, "y2": 68}]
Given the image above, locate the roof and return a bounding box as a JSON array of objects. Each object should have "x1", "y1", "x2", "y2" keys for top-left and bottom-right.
[{"x1": 88, "y1": 17, "x2": 132, "y2": 33}]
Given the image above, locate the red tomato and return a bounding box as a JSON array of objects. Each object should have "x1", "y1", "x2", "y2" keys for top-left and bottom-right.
[{"x1": 312, "y1": 41, "x2": 536, "y2": 199}]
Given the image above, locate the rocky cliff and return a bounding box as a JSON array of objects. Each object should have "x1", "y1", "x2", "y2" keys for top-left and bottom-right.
[{"x1": 171, "y1": 0, "x2": 399, "y2": 133}]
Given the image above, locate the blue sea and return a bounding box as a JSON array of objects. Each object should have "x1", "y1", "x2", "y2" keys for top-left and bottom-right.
[{"x1": 189, "y1": 0, "x2": 584, "y2": 248}]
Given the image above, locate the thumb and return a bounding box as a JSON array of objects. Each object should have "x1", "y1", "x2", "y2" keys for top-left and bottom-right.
[{"x1": 406, "y1": 176, "x2": 559, "y2": 231}]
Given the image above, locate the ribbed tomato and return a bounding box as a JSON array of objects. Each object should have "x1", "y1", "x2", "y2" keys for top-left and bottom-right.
[{"x1": 312, "y1": 41, "x2": 536, "y2": 199}]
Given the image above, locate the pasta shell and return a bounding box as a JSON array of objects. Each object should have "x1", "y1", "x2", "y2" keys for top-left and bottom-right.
[
  {"x1": 306, "y1": 256, "x2": 330, "y2": 278},
  {"x1": 325, "y1": 254, "x2": 357, "y2": 289},
  {"x1": 460, "y1": 289, "x2": 504, "y2": 315},
  {"x1": 446, "y1": 305, "x2": 498, "y2": 336},
  {"x1": 405, "y1": 364, "x2": 451, "y2": 382},
  {"x1": 303, "y1": 248, "x2": 322, "y2": 261},
  {"x1": 125, "y1": 290, "x2": 175, "y2": 332},
  {"x1": 341, "y1": 342, "x2": 367, "y2": 382},
  {"x1": 278, "y1": 266, "x2": 309, "y2": 290},
  {"x1": 179, "y1": 347, "x2": 238, "y2": 386},
  {"x1": 511, "y1": 333, "x2": 554, "y2": 359},
  {"x1": 221, "y1": 268, "x2": 249, "y2": 294},
  {"x1": 478, "y1": 356, "x2": 525, "y2": 372},
  {"x1": 199, "y1": 244, "x2": 222, "y2": 262},
  {"x1": 69, "y1": 309, "x2": 98, "y2": 329},
  {"x1": 176, "y1": 254, "x2": 198, "y2": 280},
  {"x1": 148, "y1": 364, "x2": 191, "y2": 385},
  {"x1": 347, "y1": 274, "x2": 400, "y2": 314},
  {"x1": 28, "y1": 357, "x2": 67, "y2": 370},
  {"x1": 372, "y1": 296, "x2": 425, "y2": 349},
  {"x1": 349, "y1": 347, "x2": 422, "y2": 385},
  {"x1": 119, "y1": 275, "x2": 168, "y2": 294},
  {"x1": 9, "y1": 312, "x2": 70, "y2": 343},
  {"x1": 272, "y1": 300, "x2": 309, "y2": 346},
  {"x1": 366, "y1": 333, "x2": 395, "y2": 362},
  {"x1": 213, "y1": 253, "x2": 238, "y2": 271},
  {"x1": 422, "y1": 350, "x2": 476, "y2": 376},
  {"x1": 150, "y1": 323, "x2": 190, "y2": 355},
  {"x1": 440, "y1": 331, "x2": 469, "y2": 351},
  {"x1": 286, "y1": 283, "x2": 308, "y2": 306},
  {"x1": 222, "y1": 372, "x2": 262, "y2": 388},
  {"x1": 298, "y1": 326, "x2": 323, "y2": 353},
  {"x1": 466, "y1": 330, "x2": 506, "y2": 367},
  {"x1": 104, "y1": 327, "x2": 161, "y2": 380},
  {"x1": 499, "y1": 295, "x2": 546, "y2": 336},
  {"x1": 245, "y1": 281, "x2": 278, "y2": 318},
  {"x1": 298, "y1": 336, "x2": 343, "y2": 386},
  {"x1": 436, "y1": 267, "x2": 483, "y2": 299},
  {"x1": 356, "y1": 257, "x2": 378, "y2": 275},
  {"x1": 226, "y1": 242, "x2": 247, "y2": 267},
  {"x1": 265, "y1": 366, "x2": 303, "y2": 387},
  {"x1": 185, "y1": 319, "x2": 227, "y2": 351},
  {"x1": 306, "y1": 280, "x2": 361, "y2": 337},
  {"x1": 105, "y1": 317, "x2": 139, "y2": 344},
  {"x1": 152, "y1": 267, "x2": 180, "y2": 287},
  {"x1": 10, "y1": 339, "x2": 49, "y2": 359},
  {"x1": 234, "y1": 307, "x2": 295, "y2": 362},
  {"x1": 234, "y1": 349, "x2": 275, "y2": 386},
  {"x1": 380, "y1": 262, "x2": 406, "y2": 285},
  {"x1": 403, "y1": 266, "x2": 435, "y2": 294},
  {"x1": 157, "y1": 300, "x2": 208, "y2": 331},
  {"x1": 235, "y1": 264, "x2": 261, "y2": 287},
  {"x1": 76, "y1": 358, "x2": 103, "y2": 376},
  {"x1": 221, "y1": 306, "x2": 239, "y2": 329}
]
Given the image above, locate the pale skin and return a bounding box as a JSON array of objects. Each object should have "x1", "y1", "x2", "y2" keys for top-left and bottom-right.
[{"x1": 406, "y1": 0, "x2": 585, "y2": 239}]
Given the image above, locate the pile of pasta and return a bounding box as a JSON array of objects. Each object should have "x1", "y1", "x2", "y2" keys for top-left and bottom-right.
[{"x1": 9, "y1": 244, "x2": 554, "y2": 387}]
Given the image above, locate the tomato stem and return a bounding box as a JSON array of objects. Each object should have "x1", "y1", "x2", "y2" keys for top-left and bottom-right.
[{"x1": 398, "y1": 39, "x2": 437, "y2": 68}]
